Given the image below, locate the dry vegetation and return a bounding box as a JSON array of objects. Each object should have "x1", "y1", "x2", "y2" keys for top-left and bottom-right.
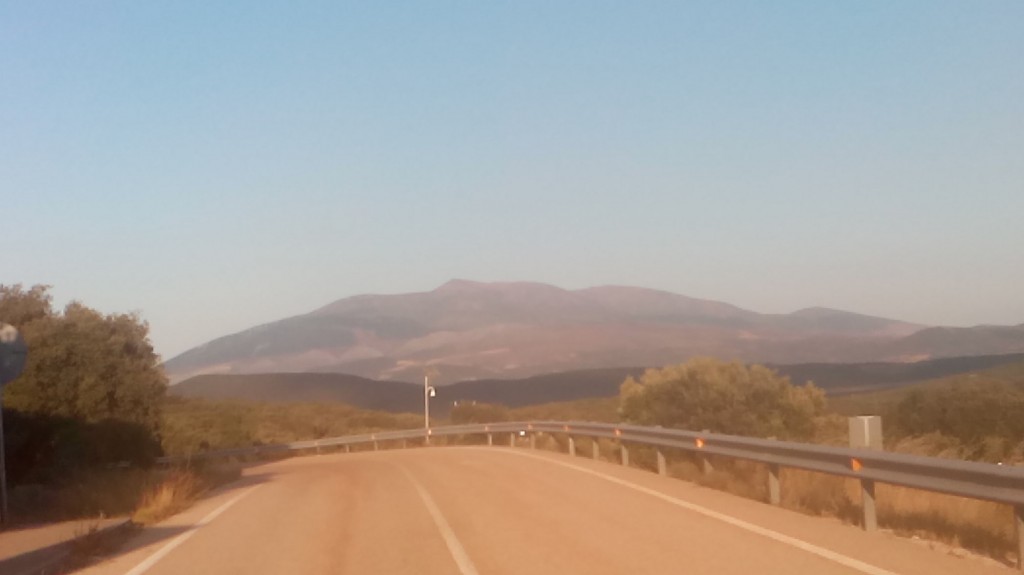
[
  {"x1": 501, "y1": 358, "x2": 1024, "y2": 565},
  {"x1": 8, "y1": 461, "x2": 242, "y2": 528},
  {"x1": 132, "y1": 463, "x2": 242, "y2": 524},
  {"x1": 161, "y1": 396, "x2": 422, "y2": 457},
  {"x1": 66, "y1": 521, "x2": 136, "y2": 571},
  {"x1": 698, "y1": 462, "x2": 1016, "y2": 562},
  {"x1": 513, "y1": 435, "x2": 1018, "y2": 564}
]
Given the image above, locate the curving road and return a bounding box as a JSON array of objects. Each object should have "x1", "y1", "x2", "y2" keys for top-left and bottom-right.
[{"x1": 78, "y1": 447, "x2": 1006, "y2": 575}]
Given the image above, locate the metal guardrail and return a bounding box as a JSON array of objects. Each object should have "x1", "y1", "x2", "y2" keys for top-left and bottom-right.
[{"x1": 161, "y1": 421, "x2": 1024, "y2": 568}]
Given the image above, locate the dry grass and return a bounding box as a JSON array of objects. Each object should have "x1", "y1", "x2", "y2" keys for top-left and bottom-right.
[
  {"x1": 8, "y1": 469, "x2": 152, "y2": 523},
  {"x1": 132, "y1": 463, "x2": 242, "y2": 525},
  {"x1": 663, "y1": 454, "x2": 1017, "y2": 564},
  {"x1": 8, "y1": 461, "x2": 240, "y2": 527},
  {"x1": 67, "y1": 521, "x2": 138, "y2": 568},
  {"x1": 131, "y1": 470, "x2": 203, "y2": 525},
  {"x1": 5, "y1": 462, "x2": 242, "y2": 574},
  {"x1": 8, "y1": 462, "x2": 239, "y2": 525},
  {"x1": 874, "y1": 484, "x2": 1015, "y2": 561},
  {"x1": 519, "y1": 436, "x2": 1017, "y2": 564}
]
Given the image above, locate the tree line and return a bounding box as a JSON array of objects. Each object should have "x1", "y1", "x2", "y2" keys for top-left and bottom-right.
[
  {"x1": 1, "y1": 284, "x2": 166, "y2": 484},
  {"x1": 0, "y1": 284, "x2": 425, "y2": 488}
]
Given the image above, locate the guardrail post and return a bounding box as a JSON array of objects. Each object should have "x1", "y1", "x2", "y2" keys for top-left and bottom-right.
[
  {"x1": 698, "y1": 430, "x2": 713, "y2": 475},
  {"x1": 699, "y1": 454, "x2": 714, "y2": 475},
  {"x1": 861, "y1": 479, "x2": 877, "y2": 530},
  {"x1": 510, "y1": 433, "x2": 516, "y2": 447},
  {"x1": 487, "y1": 433, "x2": 493, "y2": 446},
  {"x1": 768, "y1": 464, "x2": 781, "y2": 506},
  {"x1": 1015, "y1": 504, "x2": 1023, "y2": 570},
  {"x1": 315, "y1": 442, "x2": 322, "y2": 456},
  {"x1": 373, "y1": 440, "x2": 379, "y2": 451},
  {"x1": 657, "y1": 450, "x2": 667, "y2": 476},
  {"x1": 621, "y1": 444, "x2": 629, "y2": 467},
  {"x1": 530, "y1": 433, "x2": 537, "y2": 449},
  {"x1": 401, "y1": 439, "x2": 408, "y2": 449},
  {"x1": 592, "y1": 440, "x2": 600, "y2": 460},
  {"x1": 344, "y1": 444, "x2": 351, "y2": 454},
  {"x1": 568, "y1": 437, "x2": 576, "y2": 457}
]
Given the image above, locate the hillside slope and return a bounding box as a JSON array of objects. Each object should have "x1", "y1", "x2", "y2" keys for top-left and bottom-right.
[{"x1": 165, "y1": 280, "x2": 1023, "y2": 383}]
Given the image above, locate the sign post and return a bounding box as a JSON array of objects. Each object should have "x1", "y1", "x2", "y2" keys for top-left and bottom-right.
[
  {"x1": 423, "y1": 367, "x2": 438, "y2": 445},
  {"x1": 849, "y1": 415, "x2": 883, "y2": 531},
  {"x1": 0, "y1": 323, "x2": 29, "y2": 526}
]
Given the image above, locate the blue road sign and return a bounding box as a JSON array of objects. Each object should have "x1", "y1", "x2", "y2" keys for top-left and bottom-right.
[{"x1": 0, "y1": 324, "x2": 27, "y2": 387}]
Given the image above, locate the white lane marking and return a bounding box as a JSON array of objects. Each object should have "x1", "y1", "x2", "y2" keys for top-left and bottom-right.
[
  {"x1": 123, "y1": 486, "x2": 259, "y2": 575},
  {"x1": 502, "y1": 449, "x2": 900, "y2": 575},
  {"x1": 398, "y1": 465, "x2": 480, "y2": 575}
]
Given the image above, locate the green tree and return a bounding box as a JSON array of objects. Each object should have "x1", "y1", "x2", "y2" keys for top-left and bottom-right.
[
  {"x1": 1, "y1": 285, "x2": 167, "y2": 473},
  {"x1": 619, "y1": 357, "x2": 825, "y2": 440},
  {"x1": 893, "y1": 379, "x2": 1024, "y2": 460},
  {"x1": 1, "y1": 285, "x2": 167, "y2": 430}
]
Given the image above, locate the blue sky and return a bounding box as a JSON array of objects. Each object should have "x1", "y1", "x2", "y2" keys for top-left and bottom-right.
[{"x1": 3, "y1": 2, "x2": 1022, "y2": 359}]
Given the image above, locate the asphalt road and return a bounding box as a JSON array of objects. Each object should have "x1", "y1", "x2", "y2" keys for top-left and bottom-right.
[{"x1": 77, "y1": 447, "x2": 1008, "y2": 575}]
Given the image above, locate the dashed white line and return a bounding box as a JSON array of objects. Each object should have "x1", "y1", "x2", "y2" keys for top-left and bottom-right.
[
  {"x1": 502, "y1": 449, "x2": 901, "y2": 575},
  {"x1": 123, "y1": 486, "x2": 259, "y2": 575},
  {"x1": 398, "y1": 465, "x2": 480, "y2": 575}
]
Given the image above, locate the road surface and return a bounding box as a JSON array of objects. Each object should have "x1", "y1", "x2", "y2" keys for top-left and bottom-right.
[{"x1": 76, "y1": 447, "x2": 1007, "y2": 575}]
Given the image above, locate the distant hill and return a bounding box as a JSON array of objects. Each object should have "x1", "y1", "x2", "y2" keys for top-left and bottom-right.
[
  {"x1": 171, "y1": 353, "x2": 1024, "y2": 414},
  {"x1": 828, "y1": 358, "x2": 1024, "y2": 417},
  {"x1": 161, "y1": 279, "x2": 1024, "y2": 384},
  {"x1": 772, "y1": 352, "x2": 1024, "y2": 395},
  {"x1": 884, "y1": 325, "x2": 1024, "y2": 359}
]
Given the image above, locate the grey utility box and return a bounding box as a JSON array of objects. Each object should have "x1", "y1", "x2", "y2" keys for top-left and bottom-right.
[{"x1": 848, "y1": 416, "x2": 883, "y2": 450}]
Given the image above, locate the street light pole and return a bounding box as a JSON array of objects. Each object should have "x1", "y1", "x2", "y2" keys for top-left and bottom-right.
[
  {"x1": 423, "y1": 373, "x2": 437, "y2": 445},
  {"x1": 424, "y1": 374, "x2": 430, "y2": 432}
]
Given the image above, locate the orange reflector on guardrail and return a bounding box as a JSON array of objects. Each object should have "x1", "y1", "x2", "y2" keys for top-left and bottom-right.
[
  {"x1": 851, "y1": 458, "x2": 863, "y2": 471},
  {"x1": 563, "y1": 425, "x2": 570, "y2": 432},
  {"x1": 528, "y1": 423, "x2": 534, "y2": 430},
  {"x1": 484, "y1": 425, "x2": 490, "y2": 432},
  {"x1": 695, "y1": 438, "x2": 705, "y2": 449},
  {"x1": 614, "y1": 428, "x2": 622, "y2": 437}
]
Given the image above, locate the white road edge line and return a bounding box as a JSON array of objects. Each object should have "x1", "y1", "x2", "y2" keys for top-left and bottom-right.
[
  {"x1": 398, "y1": 465, "x2": 480, "y2": 575},
  {"x1": 500, "y1": 449, "x2": 901, "y2": 575},
  {"x1": 122, "y1": 486, "x2": 260, "y2": 575}
]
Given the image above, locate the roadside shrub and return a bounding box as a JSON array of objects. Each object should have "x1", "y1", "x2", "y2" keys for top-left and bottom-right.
[{"x1": 620, "y1": 358, "x2": 825, "y2": 440}]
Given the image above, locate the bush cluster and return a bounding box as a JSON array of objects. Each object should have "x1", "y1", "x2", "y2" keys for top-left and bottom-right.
[{"x1": 619, "y1": 357, "x2": 826, "y2": 440}]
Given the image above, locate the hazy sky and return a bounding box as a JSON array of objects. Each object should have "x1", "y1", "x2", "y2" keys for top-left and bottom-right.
[{"x1": 3, "y1": 2, "x2": 1022, "y2": 359}]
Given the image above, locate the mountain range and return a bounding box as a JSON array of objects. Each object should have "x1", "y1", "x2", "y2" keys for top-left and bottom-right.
[{"x1": 164, "y1": 280, "x2": 1024, "y2": 384}]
